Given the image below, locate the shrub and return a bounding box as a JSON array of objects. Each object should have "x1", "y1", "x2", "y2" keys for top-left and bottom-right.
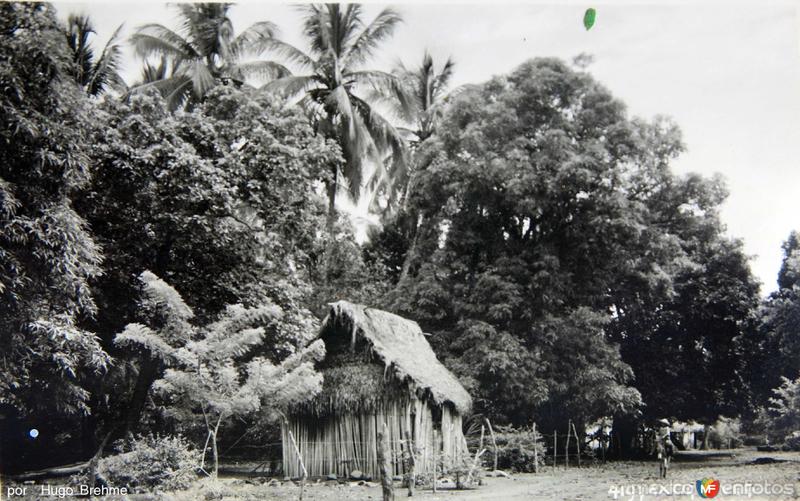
[
  {"x1": 492, "y1": 425, "x2": 546, "y2": 473},
  {"x1": 97, "y1": 434, "x2": 197, "y2": 492},
  {"x1": 706, "y1": 417, "x2": 742, "y2": 449},
  {"x1": 784, "y1": 431, "x2": 800, "y2": 451}
]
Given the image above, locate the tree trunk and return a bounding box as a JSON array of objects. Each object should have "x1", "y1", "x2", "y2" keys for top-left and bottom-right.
[
  {"x1": 378, "y1": 423, "x2": 394, "y2": 501},
  {"x1": 611, "y1": 415, "x2": 637, "y2": 459},
  {"x1": 399, "y1": 215, "x2": 423, "y2": 282},
  {"x1": 327, "y1": 168, "x2": 339, "y2": 231},
  {"x1": 702, "y1": 424, "x2": 710, "y2": 450},
  {"x1": 123, "y1": 356, "x2": 159, "y2": 437},
  {"x1": 211, "y1": 430, "x2": 219, "y2": 478},
  {"x1": 211, "y1": 417, "x2": 222, "y2": 478},
  {"x1": 87, "y1": 429, "x2": 114, "y2": 487}
]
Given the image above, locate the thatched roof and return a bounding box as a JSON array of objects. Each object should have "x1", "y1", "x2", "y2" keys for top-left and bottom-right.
[{"x1": 311, "y1": 301, "x2": 472, "y2": 415}]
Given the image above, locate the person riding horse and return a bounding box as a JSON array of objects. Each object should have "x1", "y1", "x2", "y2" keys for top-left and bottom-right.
[{"x1": 655, "y1": 418, "x2": 675, "y2": 478}]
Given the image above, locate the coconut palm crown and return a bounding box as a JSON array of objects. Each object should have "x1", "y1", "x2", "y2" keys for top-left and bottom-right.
[
  {"x1": 366, "y1": 51, "x2": 457, "y2": 213},
  {"x1": 129, "y1": 3, "x2": 288, "y2": 110},
  {"x1": 264, "y1": 3, "x2": 411, "y2": 213},
  {"x1": 65, "y1": 14, "x2": 125, "y2": 96},
  {"x1": 393, "y1": 50, "x2": 456, "y2": 145}
]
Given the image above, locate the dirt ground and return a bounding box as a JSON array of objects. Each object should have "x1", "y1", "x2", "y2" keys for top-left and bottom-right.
[
  {"x1": 171, "y1": 449, "x2": 800, "y2": 501},
  {"x1": 4, "y1": 449, "x2": 800, "y2": 500}
]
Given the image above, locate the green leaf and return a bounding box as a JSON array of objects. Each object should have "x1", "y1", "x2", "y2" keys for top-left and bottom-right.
[{"x1": 584, "y1": 8, "x2": 596, "y2": 31}]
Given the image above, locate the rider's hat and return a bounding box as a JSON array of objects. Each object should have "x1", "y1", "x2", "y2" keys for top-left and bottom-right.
[{"x1": 657, "y1": 418, "x2": 670, "y2": 426}]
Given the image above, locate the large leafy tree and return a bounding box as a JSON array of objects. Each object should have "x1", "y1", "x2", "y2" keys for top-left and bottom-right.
[
  {"x1": 64, "y1": 13, "x2": 125, "y2": 96},
  {"x1": 77, "y1": 86, "x2": 340, "y2": 439},
  {"x1": 386, "y1": 59, "x2": 655, "y2": 428},
  {"x1": 129, "y1": 3, "x2": 287, "y2": 110},
  {"x1": 0, "y1": 3, "x2": 109, "y2": 420},
  {"x1": 265, "y1": 3, "x2": 409, "y2": 219},
  {"x1": 751, "y1": 232, "x2": 800, "y2": 403},
  {"x1": 383, "y1": 58, "x2": 760, "y2": 438}
]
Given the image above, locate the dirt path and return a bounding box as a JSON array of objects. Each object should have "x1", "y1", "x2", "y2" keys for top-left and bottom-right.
[
  {"x1": 162, "y1": 450, "x2": 800, "y2": 501},
  {"x1": 5, "y1": 449, "x2": 800, "y2": 500}
]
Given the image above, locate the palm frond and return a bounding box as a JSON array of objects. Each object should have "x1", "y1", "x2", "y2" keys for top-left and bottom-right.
[
  {"x1": 350, "y1": 93, "x2": 408, "y2": 201},
  {"x1": 65, "y1": 14, "x2": 95, "y2": 87},
  {"x1": 130, "y1": 24, "x2": 198, "y2": 61},
  {"x1": 182, "y1": 59, "x2": 215, "y2": 99},
  {"x1": 345, "y1": 7, "x2": 403, "y2": 67},
  {"x1": 163, "y1": 75, "x2": 194, "y2": 111},
  {"x1": 261, "y1": 75, "x2": 319, "y2": 100},
  {"x1": 434, "y1": 55, "x2": 456, "y2": 97},
  {"x1": 327, "y1": 85, "x2": 357, "y2": 139},
  {"x1": 139, "y1": 56, "x2": 171, "y2": 84},
  {"x1": 229, "y1": 60, "x2": 291, "y2": 84},
  {"x1": 348, "y1": 69, "x2": 415, "y2": 119},
  {"x1": 229, "y1": 21, "x2": 278, "y2": 61},
  {"x1": 128, "y1": 75, "x2": 193, "y2": 111},
  {"x1": 260, "y1": 38, "x2": 316, "y2": 70},
  {"x1": 87, "y1": 22, "x2": 125, "y2": 96},
  {"x1": 300, "y1": 4, "x2": 330, "y2": 56}
]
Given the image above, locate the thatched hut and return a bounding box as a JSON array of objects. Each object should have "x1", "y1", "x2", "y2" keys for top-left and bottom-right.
[{"x1": 281, "y1": 301, "x2": 472, "y2": 479}]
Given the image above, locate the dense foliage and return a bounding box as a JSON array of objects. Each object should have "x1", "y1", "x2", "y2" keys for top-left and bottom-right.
[
  {"x1": 1, "y1": 0, "x2": 796, "y2": 477},
  {"x1": 0, "y1": 2, "x2": 108, "y2": 418},
  {"x1": 380, "y1": 59, "x2": 761, "y2": 435}
]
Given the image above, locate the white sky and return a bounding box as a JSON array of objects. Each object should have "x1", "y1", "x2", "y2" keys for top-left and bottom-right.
[{"x1": 54, "y1": 1, "x2": 800, "y2": 295}]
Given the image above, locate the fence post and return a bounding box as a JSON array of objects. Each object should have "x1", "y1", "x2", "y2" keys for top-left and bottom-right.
[
  {"x1": 572, "y1": 421, "x2": 581, "y2": 468},
  {"x1": 485, "y1": 418, "x2": 498, "y2": 472},
  {"x1": 532, "y1": 423, "x2": 539, "y2": 474},
  {"x1": 553, "y1": 431, "x2": 557, "y2": 469},
  {"x1": 378, "y1": 422, "x2": 395, "y2": 501},
  {"x1": 566, "y1": 421, "x2": 571, "y2": 469},
  {"x1": 287, "y1": 430, "x2": 307, "y2": 501},
  {"x1": 433, "y1": 430, "x2": 439, "y2": 493},
  {"x1": 404, "y1": 431, "x2": 416, "y2": 497}
]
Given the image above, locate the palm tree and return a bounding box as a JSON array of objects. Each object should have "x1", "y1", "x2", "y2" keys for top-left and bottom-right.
[
  {"x1": 129, "y1": 3, "x2": 289, "y2": 110},
  {"x1": 375, "y1": 52, "x2": 459, "y2": 280},
  {"x1": 64, "y1": 14, "x2": 125, "y2": 96},
  {"x1": 393, "y1": 51, "x2": 456, "y2": 145},
  {"x1": 263, "y1": 3, "x2": 410, "y2": 222},
  {"x1": 367, "y1": 51, "x2": 457, "y2": 212}
]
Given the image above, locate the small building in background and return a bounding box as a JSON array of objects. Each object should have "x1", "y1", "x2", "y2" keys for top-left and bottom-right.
[{"x1": 281, "y1": 301, "x2": 472, "y2": 479}]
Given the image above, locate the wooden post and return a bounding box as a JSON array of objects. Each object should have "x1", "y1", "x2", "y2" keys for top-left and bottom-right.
[
  {"x1": 404, "y1": 431, "x2": 415, "y2": 497},
  {"x1": 432, "y1": 430, "x2": 439, "y2": 494},
  {"x1": 532, "y1": 423, "x2": 539, "y2": 474},
  {"x1": 465, "y1": 449, "x2": 485, "y2": 486},
  {"x1": 378, "y1": 422, "x2": 395, "y2": 501},
  {"x1": 288, "y1": 430, "x2": 307, "y2": 501},
  {"x1": 571, "y1": 422, "x2": 581, "y2": 468},
  {"x1": 565, "y1": 421, "x2": 571, "y2": 469},
  {"x1": 485, "y1": 418, "x2": 498, "y2": 472},
  {"x1": 553, "y1": 431, "x2": 557, "y2": 469}
]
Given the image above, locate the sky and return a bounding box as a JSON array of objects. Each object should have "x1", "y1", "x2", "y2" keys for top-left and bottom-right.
[{"x1": 53, "y1": 0, "x2": 800, "y2": 295}]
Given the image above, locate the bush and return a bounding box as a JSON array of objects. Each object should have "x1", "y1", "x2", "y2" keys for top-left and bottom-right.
[
  {"x1": 492, "y1": 425, "x2": 546, "y2": 473},
  {"x1": 98, "y1": 434, "x2": 197, "y2": 493},
  {"x1": 783, "y1": 431, "x2": 800, "y2": 451},
  {"x1": 706, "y1": 417, "x2": 743, "y2": 449}
]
